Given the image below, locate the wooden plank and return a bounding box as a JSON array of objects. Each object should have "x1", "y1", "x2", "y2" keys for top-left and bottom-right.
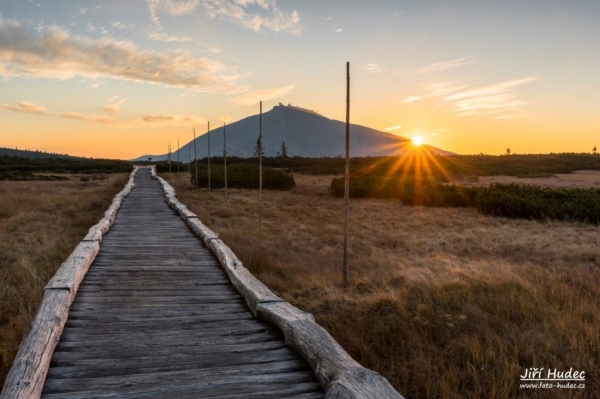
[{"x1": 43, "y1": 359, "x2": 310, "y2": 393}]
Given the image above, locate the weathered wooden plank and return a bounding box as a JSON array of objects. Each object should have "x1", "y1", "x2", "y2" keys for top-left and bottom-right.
[
  {"x1": 0, "y1": 290, "x2": 69, "y2": 399},
  {"x1": 42, "y1": 380, "x2": 323, "y2": 399},
  {"x1": 43, "y1": 359, "x2": 311, "y2": 393}
]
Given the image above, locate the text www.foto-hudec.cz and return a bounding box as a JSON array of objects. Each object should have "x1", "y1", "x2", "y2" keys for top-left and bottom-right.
[{"x1": 519, "y1": 368, "x2": 585, "y2": 389}]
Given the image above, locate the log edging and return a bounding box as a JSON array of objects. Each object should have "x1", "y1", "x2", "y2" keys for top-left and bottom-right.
[
  {"x1": 0, "y1": 167, "x2": 139, "y2": 399},
  {"x1": 151, "y1": 166, "x2": 404, "y2": 399}
]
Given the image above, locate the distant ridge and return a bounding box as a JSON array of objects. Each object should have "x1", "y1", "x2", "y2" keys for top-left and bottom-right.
[
  {"x1": 0, "y1": 147, "x2": 78, "y2": 160},
  {"x1": 132, "y1": 104, "x2": 453, "y2": 162}
]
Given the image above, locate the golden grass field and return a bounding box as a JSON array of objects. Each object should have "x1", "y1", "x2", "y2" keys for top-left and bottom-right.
[
  {"x1": 163, "y1": 172, "x2": 599, "y2": 399},
  {"x1": 0, "y1": 174, "x2": 128, "y2": 386}
]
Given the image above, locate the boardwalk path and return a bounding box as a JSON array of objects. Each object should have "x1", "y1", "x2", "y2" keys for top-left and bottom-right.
[{"x1": 41, "y1": 168, "x2": 324, "y2": 398}]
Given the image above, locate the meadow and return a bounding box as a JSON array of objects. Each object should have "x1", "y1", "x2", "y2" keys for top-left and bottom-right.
[
  {"x1": 163, "y1": 171, "x2": 599, "y2": 399},
  {"x1": 0, "y1": 174, "x2": 128, "y2": 385}
]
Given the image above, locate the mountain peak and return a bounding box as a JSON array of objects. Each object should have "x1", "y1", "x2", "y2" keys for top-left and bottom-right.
[{"x1": 132, "y1": 105, "x2": 452, "y2": 162}]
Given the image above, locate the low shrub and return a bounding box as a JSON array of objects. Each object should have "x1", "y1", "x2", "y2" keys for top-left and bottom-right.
[
  {"x1": 191, "y1": 163, "x2": 295, "y2": 190},
  {"x1": 331, "y1": 174, "x2": 600, "y2": 224}
]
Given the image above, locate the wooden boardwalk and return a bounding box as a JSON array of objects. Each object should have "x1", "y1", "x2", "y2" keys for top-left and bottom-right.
[{"x1": 41, "y1": 168, "x2": 324, "y2": 398}]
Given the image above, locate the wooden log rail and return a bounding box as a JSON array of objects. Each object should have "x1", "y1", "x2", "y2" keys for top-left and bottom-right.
[
  {"x1": 0, "y1": 168, "x2": 139, "y2": 399},
  {"x1": 150, "y1": 166, "x2": 404, "y2": 399}
]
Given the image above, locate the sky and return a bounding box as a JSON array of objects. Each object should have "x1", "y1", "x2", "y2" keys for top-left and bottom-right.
[{"x1": 0, "y1": 0, "x2": 599, "y2": 159}]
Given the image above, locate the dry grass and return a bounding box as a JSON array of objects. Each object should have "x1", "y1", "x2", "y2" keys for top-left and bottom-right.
[
  {"x1": 0, "y1": 174, "x2": 128, "y2": 386},
  {"x1": 458, "y1": 170, "x2": 600, "y2": 189},
  {"x1": 164, "y1": 172, "x2": 600, "y2": 399}
]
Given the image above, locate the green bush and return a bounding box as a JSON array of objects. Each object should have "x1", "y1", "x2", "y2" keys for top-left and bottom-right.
[
  {"x1": 191, "y1": 163, "x2": 295, "y2": 190},
  {"x1": 154, "y1": 161, "x2": 188, "y2": 173},
  {"x1": 330, "y1": 174, "x2": 600, "y2": 224},
  {"x1": 476, "y1": 184, "x2": 600, "y2": 223},
  {"x1": 330, "y1": 175, "x2": 477, "y2": 207}
]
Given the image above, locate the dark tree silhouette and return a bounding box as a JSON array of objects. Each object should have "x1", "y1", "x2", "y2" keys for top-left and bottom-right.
[
  {"x1": 280, "y1": 141, "x2": 288, "y2": 158},
  {"x1": 253, "y1": 137, "x2": 264, "y2": 157},
  {"x1": 506, "y1": 148, "x2": 511, "y2": 155}
]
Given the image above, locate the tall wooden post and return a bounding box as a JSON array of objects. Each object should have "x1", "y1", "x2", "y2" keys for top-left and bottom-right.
[
  {"x1": 168, "y1": 143, "x2": 172, "y2": 173},
  {"x1": 177, "y1": 139, "x2": 180, "y2": 173},
  {"x1": 223, "y1": 122, "x2": 228, "y2": 202},
  {"x1": 207, "y1": 122, "x2": 211, "y2": 193},
  {"x1": 343, "y1": 62, "x2": 350, "y2": 288},
  {"x1": 193, "y1": 128, "x2": 198, "y2": 188},
  {"x1": 259, "y1": 101, "x2": 263, "y2": 234},
  {"x1": 188, "y1": 142, "x2": 191, "y2": 173}
]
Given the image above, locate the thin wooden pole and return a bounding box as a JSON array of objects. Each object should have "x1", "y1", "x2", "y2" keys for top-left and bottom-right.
[
  {"x1": 343, "y1": 61, "x2": 350, "y2": 288},
  {"x1": 208, "y1": 121, "x2": 211, "y2": 193},
  {"x1": 188, "y1": 142, "x2": 191, "y2": 173},
  {"x1": 259, "y1": 100, "x2": 263, "y2": 234},
  {"x1": 193, "y1": 128, "x2": 198, "y2": 188},
  {"x1": 168, "y1": 143, "x2": 171, "y2": 173},
  {"x1": 177, "y1": 139, "x2": 180, "y2": 173},
  {"x1": 223, "y1": 122, "x2": 228, "y2": 202}
]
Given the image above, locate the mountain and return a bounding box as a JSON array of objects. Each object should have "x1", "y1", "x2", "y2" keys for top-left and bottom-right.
[{"x1": 132, "y1": 104, "x2": 452, "y2": 162}]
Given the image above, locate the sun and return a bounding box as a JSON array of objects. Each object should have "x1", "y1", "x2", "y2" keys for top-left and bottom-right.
[{"x1": 412, "y1": 135, "x2": 424, "y2": 146}]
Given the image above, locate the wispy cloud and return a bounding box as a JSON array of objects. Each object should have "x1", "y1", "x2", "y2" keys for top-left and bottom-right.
[
  {"x1": 101, "y1": 96, "x2": 127, "y2": 115},
  {"x1": 110, "y1": 21, "x2": 135, "y2": 30},
  {"x1": 147, "y1": 0, "x2": 200, "y2": 28},
  {"x1": 403, "y1": 77, "x2": 538, "y2": 117},
  {"x1": 1, "y1": 100, "x2": 204, "y2": 127},
  {"x1": 203, "y1": 0, "x2": 301, "y2": 34},
  {"x1": 417, "y1": 56, "x2": 475, "y2": 73},
  {"x1": 0, "y1": 101, "x2": 47, "y2": 114},
  {"x1": 383, "y1": 125, "x2": 402, "y2": 131},
  {"x1": 403, "y1": 96, "x2": 421, "y2": 103},
  {"x1": 444, "y1": 77, "x2": 538, "y2": 116},
  {"x1": 363, "y1": 63, "x2": 383, "y2": 73},
  {"x1": 147, "y1": 0, "x2": 301, "y2": 34},
  {"x1": 231, "y1": 84, "x2": 296, "y2": 105},
  {"x1": 0, "y1": 16, "x2": 246, "y2": 94},
  {"x1": 147, "y1": 31, "x2": 221, "y2": 53},
  {"x1": 336, "y1": 28, "x2": 342, "y2": 33}
]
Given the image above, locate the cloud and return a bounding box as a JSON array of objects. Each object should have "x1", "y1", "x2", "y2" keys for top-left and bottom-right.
[
  {"x1": 0, "y1": 100, "x2": 204, "y2": 127},
  {"x1": 110, "y1": 21, "x2": 135, "y2": 30},
  {"x1": 363, "y1": 63, "x2": 383, "y2": 73},
  {"x1": 86, "y1": 22, "x2": 95, "y2": 33},
  {"x1": 403, "y1": 96, "x2": 421, "y2": 103},
  {"x1": 0, "y1": 101, "x2": 47, "y2": 114},
  {"x1": 383, "y1": 125, "x2": 402, "y2": 131},
  {"x1": 336, "y1": 28, "x2": 342, "y2": 33},
  {"x1": 147, "y1": 0, "x2": 200, "y2": 27},
  {"x1": 403, "y1": 77, "x2": 538, "y2": 117},
  {"x1": 147, "y1": 0, "x2": 301, "y2": 34},
  {"x1": 204, "y1": 0, "x2": 301, "y2": 34},
  {"x1": 444, "y1": 77, "x2": 538, "y2": 116},
  {"x1": 231, "y1": 84, "x2": 295, "y2": 105},
  {"x1": 0, "y1": 16, "x2": 246, "y2": 94},
  {"x1": 87, "y1": 83, "x2": 100, "y2": 89},
  {"x1": 417, "y1": 56, "x2": 475, "y2": 73},
  {"x1": 147, "y1": 31, "x2": 221, "y2": 53}
]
